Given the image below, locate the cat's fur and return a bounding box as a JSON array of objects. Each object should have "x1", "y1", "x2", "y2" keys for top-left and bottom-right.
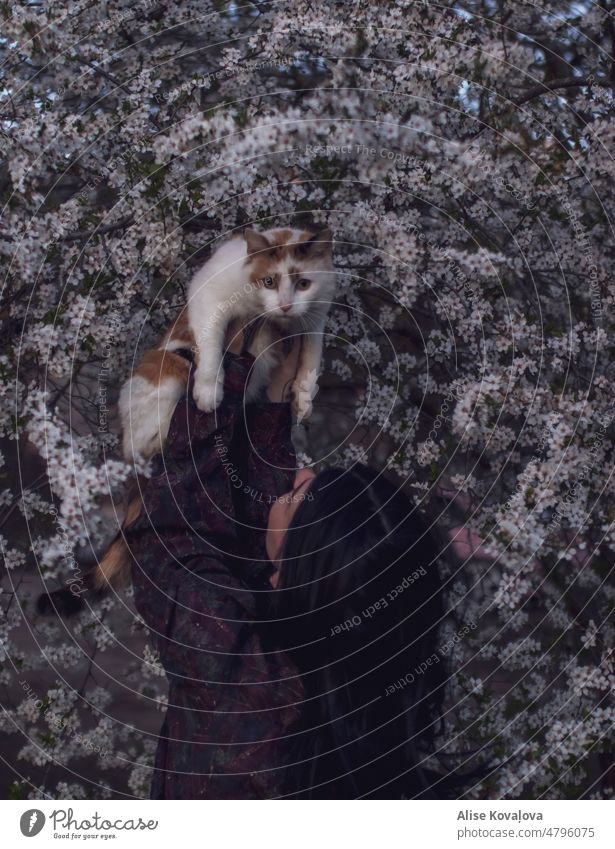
[{"x1": 95, "y1": 226, "x2": 335, "y2": 589}]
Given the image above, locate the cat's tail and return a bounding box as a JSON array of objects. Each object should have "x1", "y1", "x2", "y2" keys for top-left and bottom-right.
[
  {"x1": 37, "y1": 494, "x2": 143, "y2": 616},
  {"x1": 94, "y1": 490, "x2": 143, "y2": 586},
  {"x1": 37, "y1": 568, "x2": 105, "y2": 616}
]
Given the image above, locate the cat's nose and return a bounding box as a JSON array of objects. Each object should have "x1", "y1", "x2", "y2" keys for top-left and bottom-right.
[{"x1": 279, "y1": 304, "x2": 292, "y2": 313}]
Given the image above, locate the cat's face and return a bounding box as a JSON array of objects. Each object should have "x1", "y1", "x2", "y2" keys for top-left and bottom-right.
[{"x1": 244, "y1": 227, "x2": 335, "y2": 323}]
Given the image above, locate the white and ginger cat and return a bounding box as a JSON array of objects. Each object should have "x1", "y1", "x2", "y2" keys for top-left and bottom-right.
[
  {"x1": 120, "y1": 225, "x2": 335, "y2": 463},
  {"x1": 94, "y1": 225, "x2": 335, "y2": 589}
]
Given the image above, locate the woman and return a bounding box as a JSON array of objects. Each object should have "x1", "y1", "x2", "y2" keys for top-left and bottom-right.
[{"x1": 126, "y1": 318, "x2": 457, "y2": 799}]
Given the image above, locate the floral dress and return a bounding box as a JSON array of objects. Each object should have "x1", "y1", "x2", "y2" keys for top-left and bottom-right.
[{"x1": 125, "y1": 351, "x2": 303, "y2": 799}]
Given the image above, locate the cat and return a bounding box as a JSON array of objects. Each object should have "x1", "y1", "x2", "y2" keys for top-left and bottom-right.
[
  {"x1": 95, "y1": 225, "x2": 335, "y2": 591},
  {"x1": 120, "y1": 225, "x2": 335, "y2": 463}
]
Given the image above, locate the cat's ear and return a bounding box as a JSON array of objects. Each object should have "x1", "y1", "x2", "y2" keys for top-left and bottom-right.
[
  {"x1": 244, "y1": 228, "x2": 271, "y2": 256},
  {"x1": 294, "y1": 227, "x2": 333, "y2": 259}
]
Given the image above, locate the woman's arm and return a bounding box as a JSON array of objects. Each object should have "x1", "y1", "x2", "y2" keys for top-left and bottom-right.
[
  {"x1": 231, "y1": 337, "x2": 301, "y2": 568},
  {"x1": 127, "y1": 316, "x2": 260, "y2": 570},
  {"x1": 125, "y1": 344, "x2": 263, "y2": 664},
  {"x1": 125, "y1": 322, "x2": 302, "y2": 671}
]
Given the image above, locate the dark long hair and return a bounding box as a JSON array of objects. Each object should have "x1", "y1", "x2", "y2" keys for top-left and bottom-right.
[{"x1": 267, "y1": 463, "x2": 462, "y2": 799}]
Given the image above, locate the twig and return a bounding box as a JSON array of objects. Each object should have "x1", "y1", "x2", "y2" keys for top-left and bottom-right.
[
  {"x1": 513, "y1": 75, "x2": 606, "y2": 106},
  {"x1": 60, "y1": 216, "x2": 134, "y2": 242}
]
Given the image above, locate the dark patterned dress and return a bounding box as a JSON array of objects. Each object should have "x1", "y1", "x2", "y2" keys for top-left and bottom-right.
[{"x1": 125, "y1": 351, "x2": 303, "y2": 798}]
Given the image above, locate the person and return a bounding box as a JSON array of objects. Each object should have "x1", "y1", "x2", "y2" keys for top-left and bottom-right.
[{"x1": 125, "y1": 318, "x2": 462, "y2": 799}]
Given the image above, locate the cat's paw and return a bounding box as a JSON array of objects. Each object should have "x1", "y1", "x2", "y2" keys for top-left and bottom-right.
[
  {"x1": 193, "y1": 372, "x2": 224, "y2": 412},
  {"x1": 291, "y1": 369, "x2": 319, "y2": 422},
  {"x1": 292, "y1": 394, "x2": 312, "y2": 422}
]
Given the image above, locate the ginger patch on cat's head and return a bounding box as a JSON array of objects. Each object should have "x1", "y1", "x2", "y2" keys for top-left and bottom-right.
[
  {"x1": 244, "y1": 227, "x2": 333, "y2": 286},
  {"x1": 243, "y1": 226, "x2": 335, "y2": 321}
]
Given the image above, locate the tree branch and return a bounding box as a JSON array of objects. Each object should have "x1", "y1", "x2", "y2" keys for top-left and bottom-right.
[
  {"x1": 60, "y1": 216, "x2": 134, "y2": 242},
  {"x1": 514, "y1": 75, "x2": 607, "y2": 106}
]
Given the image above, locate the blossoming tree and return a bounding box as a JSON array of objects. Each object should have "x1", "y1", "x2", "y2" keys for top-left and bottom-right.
[{"x1": 1, "y1": 0, "x2": 614, "y2": 798}]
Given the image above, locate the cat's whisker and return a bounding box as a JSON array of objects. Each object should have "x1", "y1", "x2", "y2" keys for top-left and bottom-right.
[{"x1": 299, "y1": 311, "x2": 318, "y2": 334}]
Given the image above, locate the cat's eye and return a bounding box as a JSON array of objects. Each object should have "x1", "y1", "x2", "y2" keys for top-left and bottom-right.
[
  {"x1": 296, "y1": 278, "x2": 311, "y2": 290},
  {"x1": 263, "y1": 276, "x2": 275, "y2": 288}
]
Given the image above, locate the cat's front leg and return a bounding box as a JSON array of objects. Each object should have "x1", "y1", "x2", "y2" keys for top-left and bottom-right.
[
  {"x1": 292, "y1": 317, "x2": 326, "y2": 422},
  {"x1": 192, "y1": 317, "x2": 226, "y2": 412}
]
